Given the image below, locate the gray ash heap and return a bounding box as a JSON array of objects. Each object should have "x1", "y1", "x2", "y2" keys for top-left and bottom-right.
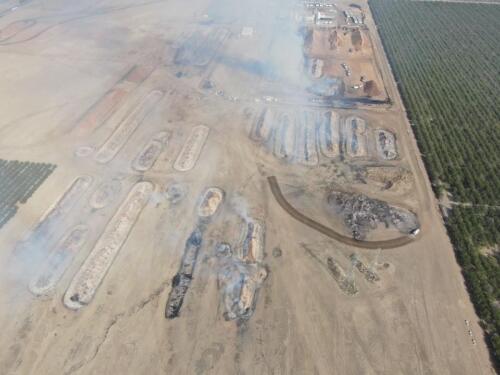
[
  {"x1": 165, "y1": 227, "x2": 203, "y2": 319},
  {"x1": 328, "y1": 191, "x2": 419, "y2": 240}
]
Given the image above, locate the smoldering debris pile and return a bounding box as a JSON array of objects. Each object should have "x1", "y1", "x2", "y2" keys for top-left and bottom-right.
[
  {"x1": 197, "y1": 187, "x2": 224, "y2": 218},
  {"x1": 328, "y1": 191, "x2": 419, "y2": 240},
  {"x1": 165, "y1": 187, "x2": 225, "y2": 319},
  {"x1": 217, "y1": 252, "x2": 268, "y2": 321},
  {"x1": 165, "y1": 183, "x2": 186, "y2": 204},
  {"x1": 240, "y1": 221, "x2": 265, "y2": 262},
  {"x1": 216, "y1": 220, "x2": 267, "y2": 321},
  {"x1": 165, "y1": 227, "x2": 204, "y2": 319}
]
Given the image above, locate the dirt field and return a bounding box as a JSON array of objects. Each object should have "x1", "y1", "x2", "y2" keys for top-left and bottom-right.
[{"x1": 0, "y1": 0, "x2": 494, "y2": 374}]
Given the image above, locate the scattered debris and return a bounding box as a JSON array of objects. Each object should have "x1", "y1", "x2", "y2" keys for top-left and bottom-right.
[
  {"x1": 362, "y1": 166, "x2": 413, "y2": 192},
  {"x1": 327, "y1": 257, "x2": 358, "y2": 295},
  {"x1": 341, "y1": 63, "x2": 352, "y2": 76},
  {"x1": 350, "y1": 253, "x2": 380, "y2": 283},
  {"x1": 301, "y1": 243, "x2": 364, "y2": 295},
  {"x1": 328, "y1": 191, "x2": 420, "y2": 240}
]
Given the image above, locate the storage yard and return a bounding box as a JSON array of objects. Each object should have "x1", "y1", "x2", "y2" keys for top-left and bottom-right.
[{"x1": 0, "y1": 0, "x2": 495, "y2": 374}]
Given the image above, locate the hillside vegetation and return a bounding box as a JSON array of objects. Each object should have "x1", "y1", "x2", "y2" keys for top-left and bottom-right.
[{"x1": 369, "y1": 0, "x2": 500, "y2": 365}]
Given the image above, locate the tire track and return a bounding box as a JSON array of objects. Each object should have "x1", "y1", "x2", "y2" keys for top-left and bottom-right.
[{"x1": 267, "y1": 176, "x2": 416, "y2": 249}]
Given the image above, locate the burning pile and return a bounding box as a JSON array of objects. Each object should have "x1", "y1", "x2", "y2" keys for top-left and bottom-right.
[
  {"x1": 216, "y1": 220, "x2": 267, "y2": 321},
  {"x1": 165, "y1": 228, "x2": 203, "y2": 319},
  {"x1": 165, "y1": 187, "x2": 225, "y2": 319}
]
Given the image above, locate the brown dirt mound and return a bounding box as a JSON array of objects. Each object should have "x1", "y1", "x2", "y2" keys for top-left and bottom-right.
[
  {"x1": 363, "y1": 80, "x2": 380, "y2": 97},
  {"x1": 351, "y1": 29, "x2": 362, "y2": 51}
]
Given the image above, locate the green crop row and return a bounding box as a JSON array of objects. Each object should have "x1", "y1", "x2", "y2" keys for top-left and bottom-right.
[
  {"x1": 0, "y1": 159, "x2": 56, "y2": 230},
  {"x1": 369, "y1": 0, "x2": 500, "y2": 366}
]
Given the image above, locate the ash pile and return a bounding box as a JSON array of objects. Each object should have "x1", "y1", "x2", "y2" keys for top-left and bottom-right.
[
  {"x1": 328, "y1": 192, "x2": 419, "y2": 240},
  {"x1": 165, "y1": 187, "x2": 225, "y2": 319},
  {"x1": 165, "y1": 228, "x2": 203, "y2": 319},
  {"x1": 215, "y1": 220, "x2": 268, "y2": 322}
]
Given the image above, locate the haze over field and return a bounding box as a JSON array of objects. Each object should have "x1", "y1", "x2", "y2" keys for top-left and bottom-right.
[{"x1": 0, "y1": 0, "x2": 497, "y2": 374}]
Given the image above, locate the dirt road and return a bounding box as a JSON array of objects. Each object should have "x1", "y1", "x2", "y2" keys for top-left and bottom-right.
[{"x1": 267, "y1": 176, "x2": 415, "y2": 249}]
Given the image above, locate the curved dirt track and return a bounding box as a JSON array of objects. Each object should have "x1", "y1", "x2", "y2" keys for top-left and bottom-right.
[{"x1": 267, "y1": 176, "x2": 415, "y2": 249}]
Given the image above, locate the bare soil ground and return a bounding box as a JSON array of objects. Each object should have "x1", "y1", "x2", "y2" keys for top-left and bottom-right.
[
  {"x1": 307, "y1": 23, "x2": 386, "y2": 101},
  {"x1": 0, "y1": 0, "x2": 494, "y2": 374}
]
